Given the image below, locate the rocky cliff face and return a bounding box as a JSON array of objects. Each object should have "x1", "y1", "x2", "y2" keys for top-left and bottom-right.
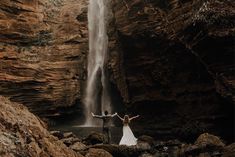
[
  {"x1": 109, "y1": 0, "x2": 234, "y2": 141},
  {"x1": 0, "y1": 0, "x2": 234, "y2": 142},
  {"x1": 0, "y1": 0, "x2": 88, "y2": 117}
]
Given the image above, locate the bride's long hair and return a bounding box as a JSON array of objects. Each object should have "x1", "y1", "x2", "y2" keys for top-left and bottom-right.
[{"x1": 123, "y1": 115, "x2": 130, "y2": 124}]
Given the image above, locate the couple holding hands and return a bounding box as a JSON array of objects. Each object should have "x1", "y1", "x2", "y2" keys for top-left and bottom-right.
[{"x1": 91, "y1": 111, "x2": 140, "y2": 145}]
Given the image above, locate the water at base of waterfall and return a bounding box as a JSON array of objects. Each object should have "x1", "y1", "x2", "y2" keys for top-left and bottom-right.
[{"x1": 51, "y1": 125, "x2": 122, "y2": 144}]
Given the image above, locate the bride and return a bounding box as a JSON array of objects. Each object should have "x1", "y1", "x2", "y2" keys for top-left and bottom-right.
[{"x1": 117, "y1": 114, "x2": 140, "y2": 146}]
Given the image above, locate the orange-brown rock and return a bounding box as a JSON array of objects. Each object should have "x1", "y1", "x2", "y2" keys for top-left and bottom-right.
[
  {"x1": 0, "y1": 0, "x2": 88, "y2": 117},
  {"x1": 85, "y1": 148, "x2": 113, "y2": 157},
  {"x1": 0, "y1": 0, "x2": 234, "y2": 143},
  {"x1": 0, "y1": 96, "x2": 83, "y2": 157}
]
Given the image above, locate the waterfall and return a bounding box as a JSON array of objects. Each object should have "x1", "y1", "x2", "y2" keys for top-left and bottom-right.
[{"x1": 83, "y1": 0, "x2": 111, "y2": 126}]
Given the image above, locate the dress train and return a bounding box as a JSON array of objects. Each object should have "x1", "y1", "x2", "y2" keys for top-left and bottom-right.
[{"x1": 119, "y1": 125, "x2": 137, "y2": 146}]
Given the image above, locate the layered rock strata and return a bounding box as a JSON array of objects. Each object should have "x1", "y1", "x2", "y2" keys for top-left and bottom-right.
[{"x1": 0, "y1": 0, "x2": 88, "y2": 117}]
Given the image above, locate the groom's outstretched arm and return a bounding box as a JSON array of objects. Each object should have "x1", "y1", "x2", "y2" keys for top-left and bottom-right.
[{"x1": 91, "y1": 112, "x2": 103, "y2": 119}]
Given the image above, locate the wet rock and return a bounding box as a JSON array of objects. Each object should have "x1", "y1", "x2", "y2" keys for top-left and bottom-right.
[
  {"x1": 85, "y1": 148, "x2": 113, "y2": 157},
  {"x1": 50, "y1": 130, "x2": 64, "y2": 139},
  {"x1": 155, "y1": 140, "x2": 182, "y2": 151},
  {"x1": 138, "y1": 135, "x2": 155, "y2": 147},
  {"x1": 136, "y1": 142, "x2": 152, "y2": 151},
  {"x1": 182, "y1": 144, "x2": 223, "y2": 157},
  {"x1": 198, "y1": 152, "x2": 211, "y2": 157},
  {"x1": 83, "y1": 132, "x2": 106, "y2": 145},
  {"x1": 222, "y1": 143, "x2": 235, "y2": 157},
  {"x1": 90, "y1": 144, "x2": 151, "y2": 157},
  {"x1": 50, "y1": 131, "x2": 79, "y2": 145},
  {"x1": 150, "y1": 140, "x2": 182, "y2": 157},
  {"x1": 180, "y1": 133, "x2": 225, "y2": 156},
  {"x1": 136, "y1": 135, "x2": 156, "y2": 152},
  {"x1": 195, "y1": 133, "x2": 225, "y2": 148},
  {"x1": 70, "y1": 141, "x2": 87, "y2": 152},
  {"x1": 61, "y1": 137, "x2": 81, "y2": 147},
  {"x1": 138, "y1": 153, "x2": 154, "y2": 157},
  {"x1": 64, "y1": 132, "x2": 77, "y2": 138}
]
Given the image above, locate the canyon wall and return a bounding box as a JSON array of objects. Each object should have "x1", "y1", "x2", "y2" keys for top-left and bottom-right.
[
  {"x1": 0, "y1": 0, "x2": 234, "y2": 141},
  {"x1": 0, "y1": 0, "x2": 88, "y2": 117},
  {"x1": 108, "y1": 0, "x2": 234, "y2": 141}
]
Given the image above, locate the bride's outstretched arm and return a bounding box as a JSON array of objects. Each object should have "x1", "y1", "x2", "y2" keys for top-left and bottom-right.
[
  {"x1": 130, "y1": 115, "x2": 140, "y2": 121},
  {"x1": 117, "y1": 114, "x2": 124, "y2": 121},
  {"x1": 111, "y1": 112, "x2": 118, "y2": 117}
]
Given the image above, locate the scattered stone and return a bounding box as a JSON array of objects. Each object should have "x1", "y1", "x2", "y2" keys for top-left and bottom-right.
[
  {"x1": 195, "y1": 133, "x2": 225, "y2": 148},
  {"x1": 155, "y1": 140, "x2": 182, "y2": 152},
  {"x1": 83, "y1": 132, "x2": 106, "y2": 145},
  {"x1": 222, "y1": 143, "x2": 235, "y2": 157},
  {"x1": 70, "y1": 141, "x2": 87, "y2": 152},
  {"x1": 180, "y1": 133, "x2": 226, "y2": 157},
  {"x1": 136, "y1": 141, "x2": 152, "y2": 150},
  {"x1": 85, "y1": 148, "x2": 113, "y2": 157},
  {"x1": 61, "y1": 137, "x2": 81, "y2": 147},
  {"x1": 50, "y1": 130, "x2": 64, "y2": 139},
  {"x1": 64, "y1": 132, "x2": 76, "y2": 138},
  {"x1": 138, "y1": 135, "x2": 155, "y2": 146},
  {"x1": 198, "y1": 152, "x2": 211, "y2": 157},
  {"x1": 90, "y1": 144, "x2": 151, "y2": 157},
  {"x1": 139, "y1": 153, "x2": 154, "y2": 157}
]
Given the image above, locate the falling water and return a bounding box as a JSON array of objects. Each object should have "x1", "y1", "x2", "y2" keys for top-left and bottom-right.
[{"x1": 83, "y1": 0, "x2": 111, "y2": 126}]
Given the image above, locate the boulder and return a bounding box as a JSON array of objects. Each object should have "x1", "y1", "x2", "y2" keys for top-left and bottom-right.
[
  {"x1": 137, "y1": 135, "x2": 155, "y2": 146},
  {"x1": 0, "y1": 96, "x2": 82, "y2": 157},
  {"x1": 61, "y1": 137, "x2": 81, "y2": 147},
  {"x1": 195, "y1": 133, "x2": 225, "y2": 148},
  {"x1": 136, "y1": 142, "x2": 152, "y2": 151},
  {"x1": 85, "y1": 148, "x2": 113, "y2": 157},
  {"x1": 50, "y1": 130, "x2": 64, "y2": 140},
  {"x1": 180, "y1": 133, "x2": 225, "y2": 156},
  {"x1": 64, "y1": 132, "x2": 77, "y2": 138},
  {"x1": 83, "y1": 132, "x2": 106, "y2": 145},
  {"x1": 222, "y1": 143, "x2": 235, "y2": 157},
  {"x1": 138, "y1": 153, "x2": 155, "y2": 157},
  {"x1": 70, "y1": 141, "x2": 87, "y2": 152},
  {"x1": 90, "y1": 144, "x2": 151, "y2": 157}
]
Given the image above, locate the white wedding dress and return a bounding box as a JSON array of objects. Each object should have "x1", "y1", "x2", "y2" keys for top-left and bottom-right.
[{"x1": 119, "y1": 124, "x2": 137, "y2": 146}]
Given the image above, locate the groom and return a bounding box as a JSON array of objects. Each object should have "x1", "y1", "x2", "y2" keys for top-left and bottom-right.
[{"x1": 91, "y1": 111, "x2": 117, "y2": 144}]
